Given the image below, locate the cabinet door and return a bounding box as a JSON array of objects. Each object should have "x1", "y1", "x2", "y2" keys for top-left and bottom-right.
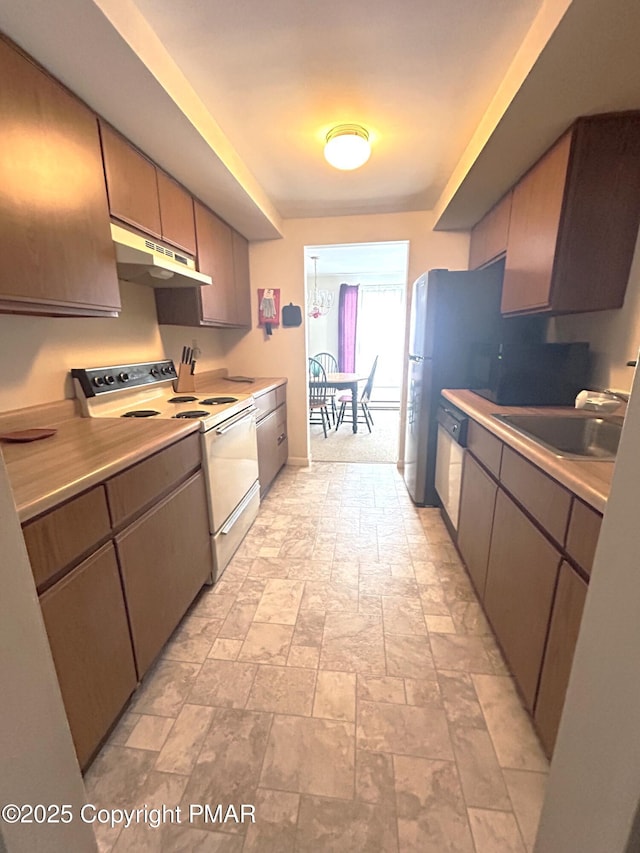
[
  {"x1": 39, "y1": 543, "x2": 137, "y2": 769},
  {"x1": 457, "y1": 453, "x2": 497, "y2": 598},
  {"x1": 484, "y1": 489, "x2": 561, "y2": 709},
  {"x1": 157, "y1": 170, "x2": 196, "y2": 255},
  {"x1": 232, "y1": 229, "x2": 252, "y2": 327},
  {"x1": 534, "y1": 561, "x2": 587, "y2": 756},
  {"x1": 195, "y1": 201, "x2": 235, "y2": 325},
  {"x1": 257, "y1": 409, "x2": 279, "y2": 497},
  {"x1": 115, "y1": 471, "x2": 212, "y2": 676},
  {"x1": 502, "y1": 132, "x2": 572, "y2": 314},
  {"x1": 469, "y1": 191, "x2": 512, "y2": 270},
  {"x1": 99, "y1": 121, "x2": 162, "y2": 239},
  {"x1": 0, "y1": 38, "x2": 120, "y2": 316},
  {"x1": 276, "y1": 403, "x2": 288, "y2": 468}
]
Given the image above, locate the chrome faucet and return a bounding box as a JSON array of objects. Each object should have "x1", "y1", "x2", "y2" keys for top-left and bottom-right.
[{"x1": 603, "y1": 389, "x2": 630, "y2": 403}]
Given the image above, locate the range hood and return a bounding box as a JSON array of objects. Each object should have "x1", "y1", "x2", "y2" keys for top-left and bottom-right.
[{"x1": 111, "y1": 223, "x2": 212, "y2": 288}]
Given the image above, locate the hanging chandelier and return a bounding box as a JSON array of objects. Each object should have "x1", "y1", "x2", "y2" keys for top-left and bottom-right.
[{"x1": 307, "y1": 255, "x2": 334, "y2": 318}]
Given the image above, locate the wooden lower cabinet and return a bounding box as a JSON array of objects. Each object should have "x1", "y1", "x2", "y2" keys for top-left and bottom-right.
[
  {"x1": 256, "y1": 396, "x2": 288, "y2": 497},
  {"x1": 534, "y1": 561, "x2": 588, "y2": 755},
  {"x1": 115, "y1": 471, "x2": 212, "y2": 676},
  {"x1": 457, "y1": 453, "x2": 497, "y2": 598},
  {"x1": 39, "y1": 543, "x2": 137, "y2": 769},
  {"x1": 484, "y1": 489, "x2": 562, "y2": 710}
]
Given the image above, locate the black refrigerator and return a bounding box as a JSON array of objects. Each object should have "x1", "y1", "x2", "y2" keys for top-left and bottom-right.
[{"x1": 402, "y1": 263, "x2": 516, "y2": 506}]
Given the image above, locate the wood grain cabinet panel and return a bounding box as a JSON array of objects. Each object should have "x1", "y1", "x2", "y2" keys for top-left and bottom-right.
[
  {"x1": 232, "y1": 229, "x2": 252, "y2": 327},
  {"x1": 565, "y1": 498, "x2": 602, "y2": 577},
  {"x1": 196, "y1": 201, "x2": 235, "y2": 324},
  {"x1": 156, "y1": 170, "x2": 196, "y2": 255},
  {"x1": 39, "y1": 543, "x2": 137, "y2": 769},
  {"x1": 115, "y1": 471, "x2": 213, "y2": 677},
  {"x1": 257, "y1": 408, "x2": 279, "y2": 497},
  {"x1": 99, "y1": 120, "x2": 162, "y2": 238},
  {"x1": 484, "y1": 489, "x2": 562, "y2": 710},
  {"x1": 469, "y1": 191, "x2": 512, "y2": 270},
  {"x1": 467, "y1": 420, "x2": 503, "y2": 479},
  {"x1": 457, "y1": 453, "x2": 498, "y2": 598},
  {"x1": 503, "y1": 113, "x2": 640, "y2": 315},
  {"x1": 0, "y1": 37, "x2": 120, "y2": 316},
  {"x1": 534, "y1": 561, "x2": 588, "y2": 756},
  {"x1": 500, "y1": 446, "x2": 571, "y2": 545},
  {"x1": 106, "y1": 433, "x2": 201, "y2": 526},
  {"x1": 255, "y1": 389, "x2": 278, "y2": 421},
  {"x1": 23, "y1": 486, "x2": 111, "y2": 590}
]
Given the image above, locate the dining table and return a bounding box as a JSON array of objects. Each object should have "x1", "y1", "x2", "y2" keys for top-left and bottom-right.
[{"x1": 309, "y1": 372, "x2": 369, "y2": 433}]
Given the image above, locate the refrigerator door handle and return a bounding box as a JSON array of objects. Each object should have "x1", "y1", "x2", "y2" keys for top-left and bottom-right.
[{"x1": 409, "y1": 354, "x2": 425, "y2": 363}]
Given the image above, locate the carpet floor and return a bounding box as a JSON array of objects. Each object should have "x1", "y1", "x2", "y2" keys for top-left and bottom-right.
[{"x1": 310, "y1": 408, "x2": 400, "y2": 463}]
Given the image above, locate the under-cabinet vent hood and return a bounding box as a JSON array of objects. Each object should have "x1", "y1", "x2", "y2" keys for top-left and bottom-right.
[{"x1": 111, "y1": 223, "x2": 212, "y2": 288}]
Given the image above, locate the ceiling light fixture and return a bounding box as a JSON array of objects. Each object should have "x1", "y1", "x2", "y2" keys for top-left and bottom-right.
[
  {"x1": 307, "y1": 255, "x2": 334, "y2": 319},
  {"x1": 324, "y1": 124, "x2": 371, "y2": 171}
]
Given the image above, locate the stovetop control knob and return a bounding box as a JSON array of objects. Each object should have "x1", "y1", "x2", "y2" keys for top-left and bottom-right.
[
  {"x1": 93, "y1": 376, "x2": 105, "y2": 388},
  {"x1": 150, "y1": 367, "x2": 160, "y2": 377},
  {"x1": 161, "y1": 366, "x2": 171, "y2": 375},
  {"x1": 104, "y1": 374, "x2": 115, "y2": 385},
  {"x1": 118, "y1": 372, "x2": 130, "y2": 383}
]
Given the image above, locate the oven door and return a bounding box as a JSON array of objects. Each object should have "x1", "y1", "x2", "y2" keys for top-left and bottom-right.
[{"x1": 202, "y1": 404, "x2": 259, "y2": 533}]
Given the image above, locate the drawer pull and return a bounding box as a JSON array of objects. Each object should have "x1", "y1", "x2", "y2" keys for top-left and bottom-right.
[{"x1": 277, "y1": 433, "x2": 287, "y2": 445}]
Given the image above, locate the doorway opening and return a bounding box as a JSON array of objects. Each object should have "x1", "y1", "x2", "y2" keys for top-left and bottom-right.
[{"x1": 305, "y1": 240, "x2": 409, "y2": 464}]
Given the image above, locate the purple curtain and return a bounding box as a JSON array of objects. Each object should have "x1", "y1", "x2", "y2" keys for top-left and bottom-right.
[{"x1": 338, "y1": 283, "x2": 359, "y2": 372}]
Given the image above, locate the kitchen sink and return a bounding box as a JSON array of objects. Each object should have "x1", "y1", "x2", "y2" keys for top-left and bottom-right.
[{"x1": 493, "y1": 414, "x2": 622, "y2": 460}]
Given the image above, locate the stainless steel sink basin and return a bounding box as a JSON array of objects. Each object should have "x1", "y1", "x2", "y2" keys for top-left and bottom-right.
[{"x1": 493, "y1": 414, "x2": 622, "y2": 460}]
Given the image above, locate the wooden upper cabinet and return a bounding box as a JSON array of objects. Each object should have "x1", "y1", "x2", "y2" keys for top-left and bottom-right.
[
  {"x1": 99, "y1": 120, "x2": 162, "y2": 239},
  {"x1": 232, "y1": 229, "x2": 252, "y2": 327},
  {"x1": 503, "y1": 113, "x2": 640, "y2": 316},
  {"x1": 0, "y1": 37, "x2": 120, "y2": 316},
  {"x1": 196, "y1": 201, "x2": 235, "y2": 324},
  {"x1": 156, "y1": 170, "x2": 197, "y2": 255},
  {"x1": 469, "y1": 191, "x2": 512, "y2": 270}
]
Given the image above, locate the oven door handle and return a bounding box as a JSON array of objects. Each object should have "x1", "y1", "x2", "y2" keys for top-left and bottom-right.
[
  {"x1": 215, "y1": 406, "x2": 258, "y2": 435},
  {"x1": 220, "y1": 481, "x2": 261, "y2": 534}
]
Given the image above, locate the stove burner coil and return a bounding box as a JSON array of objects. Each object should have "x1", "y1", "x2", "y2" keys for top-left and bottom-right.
[
  {"x1": 199, "y1": 396, "x2": 238, "y2": 405},
  {"x1": 168, "y1": 396, "x2": 198, "y2": 403},
  {"x1": 121, "y1": 410, "x2": 161, "y2": 418},
  {"x1": 173, "y1": 410, "x2": 209, "y2": 419}
]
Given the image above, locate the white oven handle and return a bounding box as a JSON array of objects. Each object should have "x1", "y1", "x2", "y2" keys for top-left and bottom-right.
[
  {"x1": 220, "y1": 481, "x2": 260, "y2": 534},
  {"x1": 215, "y1": 406, "x2": 258, "y2": 435}
]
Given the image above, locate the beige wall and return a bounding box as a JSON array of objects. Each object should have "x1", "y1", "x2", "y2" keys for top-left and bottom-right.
[
  {"x1": 225, "y1": 211, "x2": 471, "y2": 463},
  {"x1": 0, "y1": 210, "x2": 469, "y2": 466},
  {"x1": 548, "y1": 229, "x2": 640, "y2": 394}
]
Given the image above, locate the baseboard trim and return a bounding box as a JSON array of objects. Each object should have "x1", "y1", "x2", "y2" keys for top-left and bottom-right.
[{"x1": 286, "y1": 456, "x2": 310, "y2": 467}]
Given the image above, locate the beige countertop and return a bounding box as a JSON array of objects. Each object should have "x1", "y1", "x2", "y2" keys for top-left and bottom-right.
[
  {"x1": 1, "y1": 375, "x2": 287, "y2": 524},
  {"x1": 2, "y1": 415, "x2": 200, "y2": 523},
  {"x1": 442, "y1": 389, "x2": 615, "y2": 514}
]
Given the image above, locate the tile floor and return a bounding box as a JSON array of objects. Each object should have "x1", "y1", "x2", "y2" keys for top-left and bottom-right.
[{"x1": 86, "y1": 462, "x2": 548, "y2": 852}]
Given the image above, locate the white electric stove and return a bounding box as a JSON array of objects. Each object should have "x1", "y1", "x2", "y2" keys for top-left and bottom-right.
[{"x1": 71, "y1": 360, "x2": 260, "y2": 582}]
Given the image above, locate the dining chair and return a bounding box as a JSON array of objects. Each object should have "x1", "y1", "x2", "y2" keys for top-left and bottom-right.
[
  {"x1": 308, "y1": 357, "x2": 331, "y2": 438},
  {"x1": 313, "y1": 352, "x2": 339, "y2": 424},
  {"x1": 335, "y1": 355, "x2": 379, "y2": 433}
]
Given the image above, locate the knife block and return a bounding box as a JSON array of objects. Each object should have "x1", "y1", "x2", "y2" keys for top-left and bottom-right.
[{"x1": 174, "y1": 363, "x2": 196, "y2": 393}]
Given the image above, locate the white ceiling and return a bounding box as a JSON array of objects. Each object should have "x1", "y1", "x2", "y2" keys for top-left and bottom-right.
[
  {"x1": 1, "y1": 0, "x2": 640, "y2": 238},
  {"x1": 130, "y1": 0, "x2": 543, "y2": 218},
  {"x1": 306, "y1": 242, "x2": 409, "y2": 277}
]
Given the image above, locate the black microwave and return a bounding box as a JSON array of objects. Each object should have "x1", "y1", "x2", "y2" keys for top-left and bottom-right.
[{"x1": 469, "y1": 342, "x2": 590, "y2": 406}]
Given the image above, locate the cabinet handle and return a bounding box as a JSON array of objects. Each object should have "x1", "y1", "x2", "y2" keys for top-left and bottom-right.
[{"x1": 277, "y1": 433, "x2": 287, "y2": 445}]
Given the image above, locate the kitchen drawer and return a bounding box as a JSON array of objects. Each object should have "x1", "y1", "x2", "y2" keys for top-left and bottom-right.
[
  {"x1": 500, "y1": 446, "x2": 571, "y2": 545},
  {"x1": 39, "y1": 542, "x2": 137, "y2": 769},
  {"x1": 23, "y1": 485, "x2": 111, "y2": 589},
  {"x1": 276, "y1": 383, "x2": 287, "y2": 408},
  {"x1": 467, "y1": 420, "x2": 502, "y2": 478},
  {"x1": 255, "y1": 389, "x2": 277, "y2": 422},
  {"x1": 566, "y1": 499, "x2": 602, "y2": 576},
  {"x1": 107, "y1": 433, "x2": 201, "y2": 526}
]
